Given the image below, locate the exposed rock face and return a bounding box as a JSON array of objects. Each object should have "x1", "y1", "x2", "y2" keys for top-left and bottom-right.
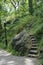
[{"x1": 11, "y1": 30, "x2": 32, "y2": 55}]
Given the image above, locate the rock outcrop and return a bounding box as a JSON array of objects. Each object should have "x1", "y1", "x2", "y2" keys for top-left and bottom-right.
[{"x1": 11, "y1": 30, "x2": 32, "y2": 55}]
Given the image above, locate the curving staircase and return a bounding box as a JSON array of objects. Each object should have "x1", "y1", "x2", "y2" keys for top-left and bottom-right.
[{"x1": 28, "y1": 35, "x2": 38, "y2": 58}]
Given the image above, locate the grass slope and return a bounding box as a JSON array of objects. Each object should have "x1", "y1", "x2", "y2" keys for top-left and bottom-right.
[{"x1": 0, "y1": 14, "x2": 43, "y2": 64}]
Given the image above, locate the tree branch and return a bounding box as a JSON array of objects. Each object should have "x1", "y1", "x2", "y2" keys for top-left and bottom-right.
[
  {"x1": 10, "y1": 0, "x2": 16, "y2": 9},
  {"x1": 10, "y1": 0, "x2": 20, "y2": 10}
]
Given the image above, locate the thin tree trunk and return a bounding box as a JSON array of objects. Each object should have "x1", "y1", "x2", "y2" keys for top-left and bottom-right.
[
  {"x1": 28, "y1": 0, "x2": 34, "y2": 15},
  {"x1": 0, "y1": 20, "x2": 2, "y2": 36}
]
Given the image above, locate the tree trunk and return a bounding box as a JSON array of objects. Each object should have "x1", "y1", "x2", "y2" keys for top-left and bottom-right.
[
  {"x1": 0, "y1": 20, "x2": 2, "y2": 36},
  {"x1": 28, "y1": 0, "x2": 34, "y2": 15}
]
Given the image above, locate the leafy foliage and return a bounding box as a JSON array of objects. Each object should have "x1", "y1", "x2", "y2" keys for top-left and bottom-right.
[{"x1": 0, "y1": 0, "x2": 43, "y2": 64}]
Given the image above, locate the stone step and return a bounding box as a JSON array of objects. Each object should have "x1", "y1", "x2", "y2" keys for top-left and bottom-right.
[
  {"x1": 32, "y1": 40, "x2": 37, "y2": 43},
  {"x1": 28, "y1": 35, "x2": 38, "y2": 58},
  {"x1": 31, "y1": 39, "x2": 36, "y2": 41},
  {"x1": 30, "y1": 47, "x2": 37, "y2": 50},
  {"x1": 32, "y1": 44, "x2": 38, "y2": 46},
  {"x1": 29, "y1": 36, "x2": 35, "y2": 38},
  {"x1": 29, "y1": 35, "x2": 35, "y2": 38},
  {"x1": 29, "y1": 35, "x2": 34, "y2": 37},
  {"x1": 28, "y1": 54, "x2": 37, "y2": 58},
  {"x1": 31, "y1": 38, "x2": 36, "y2": 40},
  {"x1": 29, "y1": 50, "x2": 38, "y2": 54}
]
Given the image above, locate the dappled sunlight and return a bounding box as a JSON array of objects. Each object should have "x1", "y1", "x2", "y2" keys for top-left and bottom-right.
[
  {"x1": 0, "y1": 45, "x2": 39, "y2": 65},
  {"x1": 0, "y1": 53, "x2": 11, "y2": 56},
  {"x1": 25, "y1": 58, "x2": 35, "y2": 65},
  {"x1": 0, "y1": 59, "x2": 15, "y2": 65},
  {"x1": 0, "y1": 49, "x2": 39, "y2": 65},
  {"x1": 7, "y1": 61, "x2": 15, "y2": 65},
  {"x1": 0, "y1": 56, "x2": 39, "y2": 65},
  {"x1": 0, "y1": 59, "x2": 6, "y2": 65},
  {"x1": 0, "y1": 50, "x2": 11, "y2": 56}
]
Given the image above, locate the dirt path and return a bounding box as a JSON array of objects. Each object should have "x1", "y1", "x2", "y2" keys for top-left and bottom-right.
[{"x1": 0, "y1": 49, "x2": 39, "y2": 65}]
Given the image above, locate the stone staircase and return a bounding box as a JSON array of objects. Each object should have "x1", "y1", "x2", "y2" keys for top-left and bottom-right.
[{"x1": 28, "y1": 35, "x2": 38, "y2": 58}]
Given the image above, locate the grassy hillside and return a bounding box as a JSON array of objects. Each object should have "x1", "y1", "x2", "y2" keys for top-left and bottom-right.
[
  {"x1": 0, "y1": 14, "x2": 43, "y2": 48},
  {"x1": 0, "y1": 14, "x2": 43, "y2": 64}
]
